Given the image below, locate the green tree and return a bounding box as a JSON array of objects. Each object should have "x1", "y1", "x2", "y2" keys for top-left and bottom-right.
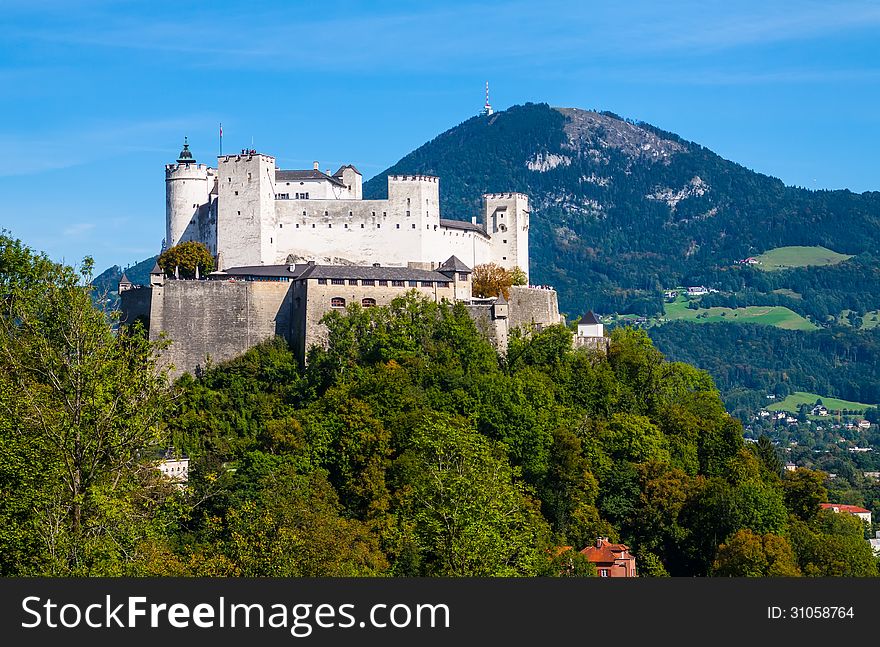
[
  {"x1": 509, "y1": 266, "x2": 528, "y2": 286},
  {"x1": 782, "y1": 468, "x2": 828, "y2": 521},
  {"x1": 157, "y1": 241, "x2": 214, "y2": 279},
  {"x1": 788, "y1": 511, "x2": 878, "y2": 577},
  {"x1": 712, "y1": 529, "x2": 801, "y2": 577},
  {"x1": 0, "y1": 234, "x2": 171, "y2": 574},
  {"x1": 752, "y1": 435, "x2": 783, "y2": 476},
  {"x1": 392, "y1": 413, "x2": 551, "y2": 576}
]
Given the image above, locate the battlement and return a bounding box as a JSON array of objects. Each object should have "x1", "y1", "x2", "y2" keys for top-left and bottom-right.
[
  {"x1": 165, "y1": 162, "x2": 211, "y2": 174},
  {"x1": 483, "y1": 192, "x2": 528, "y2": 200},
  {"x1": 218, "y1": 153, "x2": 276, "y2": 163},
  {"x1": 388, "y1": 175, "x2": 439, "y2": 183}
]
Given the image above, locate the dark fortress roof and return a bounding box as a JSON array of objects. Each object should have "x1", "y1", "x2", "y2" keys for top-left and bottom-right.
[
  {"x1": 438, "y1": 255, "x2": 472, "y2": 273},
  {"x1": 220, "y1": 264, "x2": 310, "y2": 278},
  {"x1": 275, "y1": 169, "x2": 346, "y2": 188},
  {"x1": 579, "y1": 311, "x2": 601, "y2": 325},
  {"x1": 440, "y1": 218, "x2": 488, "y2": 235},
  {"x1": 219, "y1": 263, "x2": 459, "y2": 283},
  {"x1": 299, "y1": 264, "x2": 453, "y2": 282}
]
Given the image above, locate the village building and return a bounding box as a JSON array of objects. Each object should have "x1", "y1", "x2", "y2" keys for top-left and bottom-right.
[{"x1": 579, "y1": 538, "x2": 637, "y2": 578}]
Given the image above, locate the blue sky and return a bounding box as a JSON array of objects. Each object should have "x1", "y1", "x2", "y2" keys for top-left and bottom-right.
[{"x1": 2, "y1": 0, "x2": 879, "y2": 272}]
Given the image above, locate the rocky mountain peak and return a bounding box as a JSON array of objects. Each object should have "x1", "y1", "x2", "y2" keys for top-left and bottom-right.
[{"x1": 556, "y1": 107, "x2": 686, "y2": 164}]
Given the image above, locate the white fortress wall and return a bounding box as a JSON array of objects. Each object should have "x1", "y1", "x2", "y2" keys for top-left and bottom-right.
[{"x1": 272, "y1": 198, "x2": 428, "y2": 265}]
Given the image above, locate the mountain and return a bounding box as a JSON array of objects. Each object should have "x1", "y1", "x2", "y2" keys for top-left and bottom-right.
[
  {"x1": 363, "y1": 102, "x2": 880, "y2": 318},
  {"x1": 91, "y1": 255, "x2": 158, "y2": 309}
]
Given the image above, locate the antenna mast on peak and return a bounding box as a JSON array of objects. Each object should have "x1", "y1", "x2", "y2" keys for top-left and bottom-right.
[{"x1": 482, "y1": 81, "x2": 493, "y2": 116}]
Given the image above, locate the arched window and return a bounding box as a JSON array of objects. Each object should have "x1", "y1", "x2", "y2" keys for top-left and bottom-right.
[
  {"x1": 361, "y1": 298, "x2": 376, "y2": 308},
  {"x1": 330, "y1": 297, "x2": 346, "y2": 308}
]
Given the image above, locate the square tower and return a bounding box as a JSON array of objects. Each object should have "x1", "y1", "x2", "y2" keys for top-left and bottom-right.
[
  {"x1": 482, "y1": 193, "x2": 529, "y2": 282},
  {"x1": 216, "y1": 152, "x2": 277, "y2": 268}
]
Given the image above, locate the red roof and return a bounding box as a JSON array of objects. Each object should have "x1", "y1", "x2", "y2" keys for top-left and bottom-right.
[
  {"x1": 820, "y1": 503, "x2": 871, "y2": 514},
  {"x1": 579, "y1": 538, "x2": 630, "y2": 564}
]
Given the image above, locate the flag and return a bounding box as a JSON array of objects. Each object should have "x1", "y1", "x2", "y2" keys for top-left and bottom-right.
[{"x1": 219, "y1": 123, "x2": 223, "y2": 137}]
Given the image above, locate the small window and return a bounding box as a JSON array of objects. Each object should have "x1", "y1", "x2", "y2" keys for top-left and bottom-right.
[
  {"x1": 318, "y1": 278, "x2": 327, "y2": 285},
  {"x1": 361, "y1": 223, "x2": 365, "y2": 228},
  {"x1": 391, "y1": 280, "x2": 405, "y2": 287},
  {"x1": 458, "y1": 273, "x2": 468, "y2": 281},
  {"x1": 503, "y1": 239, "x2": 507, "y2": 244},
  {"x1": 406, "y1": 210, "x2": 411, "y2": 217},
  {"x1": 420, "y1": 281, "x2": 432, "y2": 287},
  {"x1": 408, "y1": 280, "x2": 418, "y2": 287},
  {"x1": 312, "y1": 223, "x2": 316, "y2": 228},
  {"x1": 295, "y1": 223, "x2": 299, "y2": 229},
  {"x1": 349, "y1": 211, "x2": 353, "y2": 217},
  {"x1": 396, "y1": 224, "x2": 400, "y2": 229},
  {"x1": 328, "y1": 223, "x2": 332, "y2": 228},
  {"x1": 377, "y1": 223, "x2": 381, "y2": 229},
  {"x1": 237, "y1": 211, "x2": 241, "y2": 215},
  {"x1": 330, "y1": 297, "x2": 346, "y2": 308},
  {"x1": 234, "y1": 191, "x2": 238, "y2": 195},
  {"x1": 344, "y1": 223, "x2": 348, "y2": 228},
  {"x1": 331, "y1": 278, "x2": 345, "y2": 285},
  {"x1": 502, "y1": 256, "x2": 507, "y2": 260},
  {"x1": 279, "y1": 223, "x2": 283, "y2": 228},
  {"x1": 270, "y1": 237, "x2": 272, "y2": 244},
  {"x1": 382, "y1": 211, "x2": 386, "y2": 217},
  {"x1": 324, "y1": 211, "x2": 328, "y2": 217},
  {"x1": 348, "y1": 279, "x2": 358, "y2": 285},
  {"x1": 371, "y1": 211, "x2": 376, "y2": 217},
  {"x1": 412, "y1": 223, "x2": 416, "y2": 229},
  {"x1": 361, "y1": 298, "x2": 376, "y2": 307},
  {"x1": 438, "y1": 281, "x2": 449, "y2": 288},
  {"x1": 378, "y1": 280, "x2": 388, "y2": 286},
  {"x1": 362, "y1": 279, "x2": 375, "y2": 286}
]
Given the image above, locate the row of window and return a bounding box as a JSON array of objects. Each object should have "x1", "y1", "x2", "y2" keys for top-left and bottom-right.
[
  {"x1": 288, "y1": 222, "x2": 441, "y2": 231},
  {"x1": 274, "y1": 192, "x2": 310, "y2": 200},
  {"x1": 317, "y1": 278, "x2": 452, "y2": 288},
  {"x1": 331, "y1": 297, "x2": 375, "y2": 308}
]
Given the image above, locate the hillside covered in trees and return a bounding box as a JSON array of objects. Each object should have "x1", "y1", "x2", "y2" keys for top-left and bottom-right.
[
  {"x1": 2, "y1": 233, "x2": 876, "y2": 578},
  {"x1": 364, "y1": 102, "x2": 880, "y2": 320}
]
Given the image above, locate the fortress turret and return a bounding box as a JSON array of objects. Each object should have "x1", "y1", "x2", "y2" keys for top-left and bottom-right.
[{"x1": 165, "y1": 138, "x2": 214, "y2": 251}]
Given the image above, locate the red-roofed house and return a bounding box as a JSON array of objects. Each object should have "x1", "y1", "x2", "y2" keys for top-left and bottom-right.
[
  {"x1": 820, "y1": 503, "x2": 872, "y2": 524},
  {"x1": 579, "y1": 538, "x2": 637, "y2": 578}
]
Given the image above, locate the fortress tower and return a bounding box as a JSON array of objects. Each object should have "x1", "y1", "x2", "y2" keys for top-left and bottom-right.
[
  {"x1": 216, "y1": 150, "x2": 277, "y2": 268},
  {"x1": 482, "y1": 192, "x2": 529, "y2": 281},
  {"x1": 165, "y1": 138, "x2": 216, "y2": 252}
]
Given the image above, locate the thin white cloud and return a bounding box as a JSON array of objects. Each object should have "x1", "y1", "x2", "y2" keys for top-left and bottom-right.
[{"x1": 62, "y1": 222, "x2": 96, "y2": 237}]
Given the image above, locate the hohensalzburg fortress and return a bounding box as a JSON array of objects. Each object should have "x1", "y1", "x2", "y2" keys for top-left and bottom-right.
[
  {"x1": 166, "y1": 140, "x2": 529, "y2": 278},
  {"x1": 121, "y1": 137, "x2": 577, "y2": 377}
]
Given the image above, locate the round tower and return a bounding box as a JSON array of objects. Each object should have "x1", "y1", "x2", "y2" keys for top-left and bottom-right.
[{"x1": 165, "y1": 137, "x2": 210, "y2": 250}]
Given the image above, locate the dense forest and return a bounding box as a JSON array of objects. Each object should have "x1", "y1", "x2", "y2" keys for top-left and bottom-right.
[
  {"x1": 2, "y1": 233, "x2": 876, "y2": 577},
  {"x1": 650, "y1": 322, "x2": 880, "y2": 418}
]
